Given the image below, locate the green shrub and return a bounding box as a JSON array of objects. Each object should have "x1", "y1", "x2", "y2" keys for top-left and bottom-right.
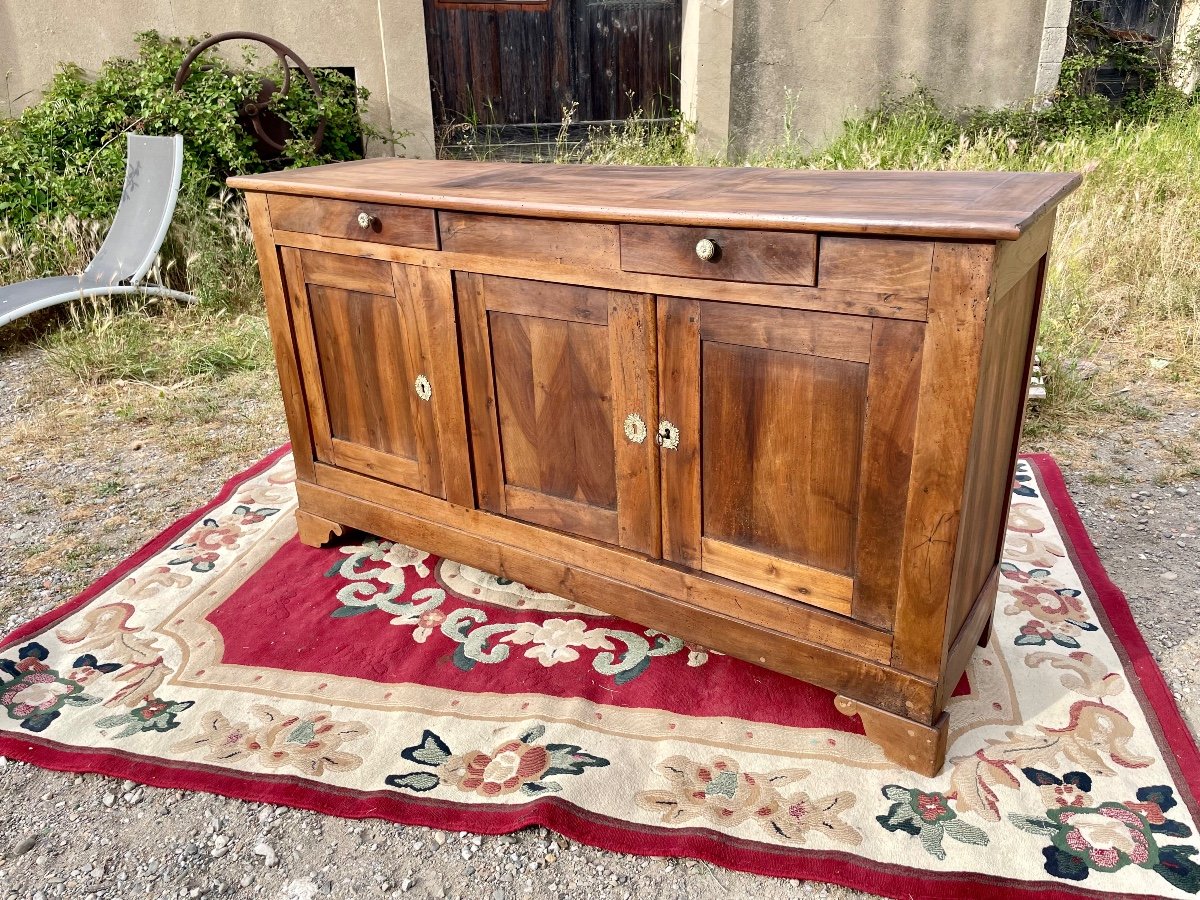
[{"x1": 0, "y1": 30, "x2": 395, "y2": 228}]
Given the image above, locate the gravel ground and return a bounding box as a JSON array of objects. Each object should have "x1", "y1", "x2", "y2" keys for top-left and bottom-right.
[{"x1": 1, "y1": 341, "x2": 1197, "y2": 900}]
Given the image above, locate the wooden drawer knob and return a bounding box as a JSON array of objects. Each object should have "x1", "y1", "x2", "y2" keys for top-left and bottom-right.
[
  {"x1": 694, "y1": 238, "x2": 718, "y2": 262},
  {"x1": 357, "y1": 210, "x2": 376, "y2": 230}
]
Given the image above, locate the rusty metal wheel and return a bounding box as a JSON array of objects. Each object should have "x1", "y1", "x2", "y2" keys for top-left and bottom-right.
[{"x1": 173, "y1": 31, "x2": 326, "y2": 157}]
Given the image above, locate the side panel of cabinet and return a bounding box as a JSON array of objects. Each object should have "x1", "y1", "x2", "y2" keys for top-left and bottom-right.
[
  {"x1": 280, "y1": 247, "x2": 471, "y2": 505},
  {"x1": 245, "y1": 193, "x2": 316, "y2": 482},
  {"x1": 457, "y1": 273, "x2": 660, "y2": 555},
  {"x1": 657, "y1": 298, "x2": 922, "y2": 625}
]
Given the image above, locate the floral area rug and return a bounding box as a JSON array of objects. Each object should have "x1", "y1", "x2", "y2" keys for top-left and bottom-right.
[{"x1": 2, "y1": 448, "x2": 1199, "y2": 900}]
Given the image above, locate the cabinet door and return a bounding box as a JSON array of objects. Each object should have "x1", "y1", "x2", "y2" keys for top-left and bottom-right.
[
  {"x1": 280, "y1": 247, "x2": 471, "y2": 505},
  {"x1": 457, "y1": 273, "x2": 660, "y2": 555},
  {"x1": 657, "y1": 298, "x2": 921, "y2": 627}
]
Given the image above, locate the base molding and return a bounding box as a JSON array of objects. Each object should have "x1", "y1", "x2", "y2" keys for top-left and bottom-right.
[
  {"x1": 295, "y1": 509, "x2": 346, "y2": 548},
  {"x1": 835, "y1": 695, "x2": 950, "y2": 777},
  {"x1": 293, "y1": 477, "x2": 943, "y2": 724}
]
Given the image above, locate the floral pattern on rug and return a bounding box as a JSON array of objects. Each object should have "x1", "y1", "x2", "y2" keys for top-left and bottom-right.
[
  {"x1": 636, "y1": 755, "x2": 862, "y2": 846},
  {"x1": 386, "y1": 724, "x2": 609, "y2": 797},
  {"x1": 876, "y1": 784, "x2": 988, "y2": 859},
  {"x1": 1, "y1": 460, "x2": 296, "y2": 742},
  {"x1": 173, "y1": 705, "x2": 371, "y2": 777},
  {"x1": 323, "y1": 537, "x2": 713, "y2": 683},
  {"x1": 1, "y1": 452, "x2": 1197, "y2": 900},
  {"x1": 0, "y1": 642, "x2": 103, "y2": 732},
  {"x1": 1009, "y1": 776, "x2": 1198, "y2": 892}
]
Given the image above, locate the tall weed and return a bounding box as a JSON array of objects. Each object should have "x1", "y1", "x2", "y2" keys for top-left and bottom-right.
[{"x1": 583, "y1": 97, "x2": 1200, "y2": 399}]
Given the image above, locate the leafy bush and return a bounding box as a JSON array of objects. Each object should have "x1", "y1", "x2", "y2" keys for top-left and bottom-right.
[
  {"x1": 0, "y1": 30, "x2": 393, "y2": 227},
  {"x1": 0, "y1": 30, "x2": 397, "y2": 382}
]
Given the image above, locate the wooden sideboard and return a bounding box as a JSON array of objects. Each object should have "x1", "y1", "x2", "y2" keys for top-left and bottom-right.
[{"x1": 230, "y1": 160, "x2": 1079, "y2": 775}]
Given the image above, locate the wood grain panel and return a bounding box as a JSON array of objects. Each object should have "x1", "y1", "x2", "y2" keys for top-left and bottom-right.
[
  {"x1": 297, "y1": 248, "x2": 393, "y2": 295},
  {"x1": 699, "y1": 302, "x2": 872, "y2": 363},
  {"x1": 311, "y1": 462, "x2": 895, "y2": 663},
  {"x1": 489, "y1": 312, "x2": 542, "y2": 494},
  {"x1": 440, "y1": 212, "x2": 619, "y2": 269},
  {"x1": 232, "y1": 162, "x2": 1081, "y2": 240},
  {"x1": 936, "y1": 565, "x2": 1000, "y2": 712},
  {"x1": 456, "y1": 272, "x2": 508, "y2": 513},
  {"x1": 609, "y1": 293, "x2": 661, "y2": 556},
  {"x1": 279, "y1": 247, "x2": 469, "y2": 500},
  {"x1": 852, "y1": 319, "x2": 924, "y2": 628},
  {"x1": 701, "y1": 339, "x2": 866, "y2": 576},
  {"x1": 819, "y1": 237, "x2": 935, "y2": 294},
  {"x1": 701, "y1": 538, "x2": 854, "y2": 615},
  {"x1": 535, "y1": 316, "x2": 614, "y2": 507},
  {"x1": 890, "y1": 242, "x2": 996, "y2": 679},
  {"x1": 268, "y1": 195, "x2": 438, "y2": 249},
  {"x1": 947, "y1": 263, "x2": 1043, "y2": 641},
  {"x1": 472, "y1": 275, "x2": 610, "y2": 325},
  {"x1": 307, "y1": 284, "x2": 418, "y2": 462},
  {"x1": 404, "y1": 265, "x2": 474, "y2": 508},
  {"x1": 329, "y1": 438, "x2": 421, "y2": 487},
  {"x1": 271, "y1": 229, "x2": 929, "y2": 321},
  {"x1": 278, "y1": 247, "x2": 336, "y2": 462},
  {"x1": 462, "y1": 275, "x2": 661, "y2": 549},
  {"x1": 493, "y1": 314, "x2": 617, "y2": 509},
  {"x1": 620, "y1": 224, "x2": 816, "y2": 285},
  {"x1": 993, "y1": 209, "x2": 1055, "y2": 299},
  {"x1": 503, "y1": 485, "x2": 619, "y2": 545},
  {"x1": 245, "y1": 194, "x2": 315, "y2": 480},
  {"x1": 391, "y1": 267, "x2": 443, "y2": 499},
  {"x1": 657, "y1": 297, "x2": 702, "y2": 567}
]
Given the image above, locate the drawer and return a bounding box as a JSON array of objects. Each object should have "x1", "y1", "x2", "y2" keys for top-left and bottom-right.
[
  {"x1": 818, "y1": 237, "x2": 934, "y2": 295},
  {"x1": 440, "y1": 212, "x2": 619, "y2": 269},
  {"x1": 267, "y1": 194, "x2": 439, "y2": 250},
  {"x1": 620, "y1": 224, "x2": 816, "y2": 285}
]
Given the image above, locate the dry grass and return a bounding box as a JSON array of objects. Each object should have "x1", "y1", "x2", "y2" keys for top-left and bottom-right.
[
  {"x1": 576, "y1": 102, "x2": 1200, "y2": 451},
  {"x1": 3, "y1": 99, "x2": 1198, "y2": 462},
  {"x1": 0, "y1": 188, "x2": 268, "y2": 385}
]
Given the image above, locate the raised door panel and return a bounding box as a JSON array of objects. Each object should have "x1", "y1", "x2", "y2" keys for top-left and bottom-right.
[
  {"x1": 658, "y1": 298, "x2": 922, "y2": 625},
  {"x1": 308, "y1": 284, "x2": 420, "y2": 464},
  {"x1": 457, "y1": 273, "x2": 659, "y2": 554},
  {"x1": 701, "y1": 340, "x2": 866, "y2": 575},
  {"x1": 281, "y1": 248, "x2": 471, "y2": 504}
]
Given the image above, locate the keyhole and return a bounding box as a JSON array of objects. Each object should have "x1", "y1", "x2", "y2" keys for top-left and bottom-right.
[{"x1": 656, "y1": 420, "x2": 680, "y2": 450}]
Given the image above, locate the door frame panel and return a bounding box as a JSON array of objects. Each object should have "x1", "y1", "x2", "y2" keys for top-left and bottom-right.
[
  {"x1": 281, "y1": 247, "x2": 468, "y2": 500},
  {"x1": 456, "y1": 271, "x2": 660, "y2": 555},
  {"x1": 657, "y1": 297, "x2": 922, "y2": 627}
]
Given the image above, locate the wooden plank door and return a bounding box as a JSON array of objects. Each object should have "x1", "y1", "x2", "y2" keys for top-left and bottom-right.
[
  {"x1": 457, "y1": 273, "x2": 660, "y2": 554},
  {"x1": 423, "y1": 0, "x2": 682, "y2": 140},
  {"x1": 280, "y1": 247, "x2": 472, "y2": 506},
  {"x1": 657, "y1": 298, "x2": 923, "y2": 627}
]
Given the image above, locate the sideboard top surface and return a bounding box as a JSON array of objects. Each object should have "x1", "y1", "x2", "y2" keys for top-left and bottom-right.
[{"x1": 229, "y1": 159, "x2": 1080, "y2": 240}]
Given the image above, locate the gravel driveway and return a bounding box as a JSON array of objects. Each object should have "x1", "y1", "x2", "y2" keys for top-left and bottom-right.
[{"x1": 1, "y1": 343, "x2": 1197, "y2": 900}]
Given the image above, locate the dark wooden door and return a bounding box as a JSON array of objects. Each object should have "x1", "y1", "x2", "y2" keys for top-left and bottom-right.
[
  {"x1": 280, "y1": 248, "x2": 472, "y2": 505},
  {"x1": 423, "y1": 0, "x2": 681, "y2": 133},
  {"x1": 457, "y1": 273, "x2": 660, "y2": 554},
  {"x1": 657, "y1": 299, "x2": 924, "y2": 627}
]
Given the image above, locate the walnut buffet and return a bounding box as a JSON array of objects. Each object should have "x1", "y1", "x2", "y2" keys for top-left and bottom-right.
[{"x1": 230, "y1": 160, "x2": 1079, "y2": 776}]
